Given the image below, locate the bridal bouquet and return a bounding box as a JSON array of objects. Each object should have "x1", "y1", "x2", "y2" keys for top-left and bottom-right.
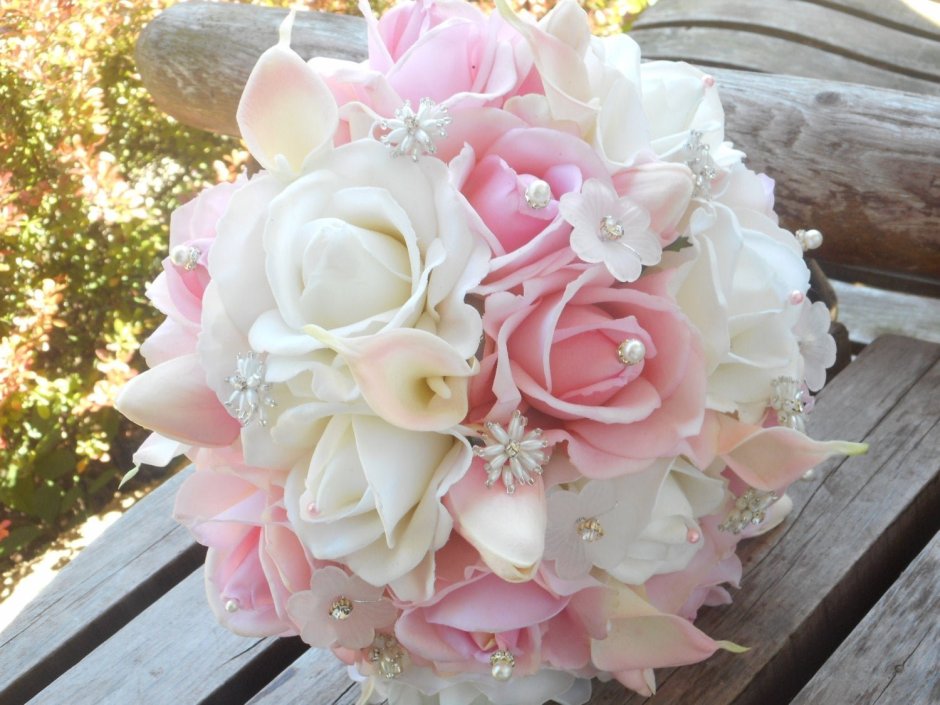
[{"x1": 118, "y1": 1, "x2": 866, "y2": 703}]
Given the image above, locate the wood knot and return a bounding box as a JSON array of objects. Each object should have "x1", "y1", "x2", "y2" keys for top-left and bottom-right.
[{"x1": 815, "y1": 91, "x2": 842, "y2": 107}]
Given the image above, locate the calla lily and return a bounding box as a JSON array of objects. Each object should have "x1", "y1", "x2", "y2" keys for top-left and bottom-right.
[
  {"x1": 592, "y1": 585, "x2": 745, "y2": 673},
  {"x1": 717, "y1": 414, "x2": 868, "y2": 491},
  {"x1": 304, "y1": 324, "x2": 475, "y2": 432},
  {"x1": 236, "y1": 11, "x2": 338, "y2": 176},
  {"x1": 444, "y1": 458, "x2": 546, "y2": 581},
  {"x1": 116, "y1": 354, "x2": 240, "y2": 447}
]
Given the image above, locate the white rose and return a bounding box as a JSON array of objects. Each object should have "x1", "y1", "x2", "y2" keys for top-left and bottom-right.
[
  {"x1": 669, "y1": 198, "x2": 809, "y2": 422},
  {"x1": 284, "y1": 414, "x2": 470, "y2": 596},
  {"x1": 607, "y1": 459, "x2": 725, "y2": 585},
  {"x1": 199, "y1": 140, "x2": 488, "y2": 464}
]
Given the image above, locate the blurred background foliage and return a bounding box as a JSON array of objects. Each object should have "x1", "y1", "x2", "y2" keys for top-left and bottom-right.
[{"x1": 0, "y1": 0, "x2": 651, "y2": 570}]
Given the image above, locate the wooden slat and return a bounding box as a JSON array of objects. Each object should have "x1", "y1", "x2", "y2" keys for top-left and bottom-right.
[
  {"x1": 26, "y1": 569, "x2": 307, "y2": 705},
  {"x1": 246, "y1": 648, "x2": 355, "y2": 705},
  {"x1": 831, "y1": 280, "x2": 940, "y2": 345},
  {"x1": 631, "y1": 26, "x2": 940, "y2": 96},
  {"x1": 591, "y1": 335, "x2": 940, "y2": 704},
  {"x1": 791, "y1": 531, "x2": 940, "y2": 705},
  {"x1": 135, "y1": 3, "x2": 940, "y2": 287},
  {"x1": 0, "y1": 469, "x2": 202, "y2": 705},
  {"x1": 810, "y1": 0, "x2": 940, "y2": 38},
  {"x1": 632, "y1": 0, "x2": 940, "y2": 89}
]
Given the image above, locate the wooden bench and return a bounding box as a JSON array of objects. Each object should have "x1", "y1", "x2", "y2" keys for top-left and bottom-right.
[{"x1": 2, "y1": 3, "x2": 938, "y2": 704}]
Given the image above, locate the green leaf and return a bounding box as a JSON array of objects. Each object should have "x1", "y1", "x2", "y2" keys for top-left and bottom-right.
[
  {"x1": 32, "y1": 483, "x2": 66, "y2": 524},
  {"x1": 118, "y1": 465, "x2": 140, "y2": 489},
  {"x1": 37, "y1": 448, "x2": 78, "y2": 481},
  {"x1": 0, "y1": 525, "x2": 44, "y2": 557}
]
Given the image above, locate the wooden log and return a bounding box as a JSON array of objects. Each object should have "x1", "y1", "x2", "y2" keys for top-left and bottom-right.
[
  {"x1": 602, "y1": 335, "x2": 940, "y2": 704},
  {"x1": 135, "y1": 2, "x2": 940, "y2": 287},
  {"x1": 24, "y1": 569, "x2": 308, "y2": 705},
  {"x1": 630, "y1": 0, "x2": 940, "y2": 95},
  {"x1": 790, "y1": 531, "x2": 940, "y2": 705},
  {"x1": 0, "y1": 469, "x2": 202, "y2": 705}
]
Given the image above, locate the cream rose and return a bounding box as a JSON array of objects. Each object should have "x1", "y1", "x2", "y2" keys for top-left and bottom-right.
[
  {"x1": 284, "y1": 414, "x2": 471, "y2": 597},
  {"x1": 198, "y1": 140, "x2": 488, "y2": 465}
]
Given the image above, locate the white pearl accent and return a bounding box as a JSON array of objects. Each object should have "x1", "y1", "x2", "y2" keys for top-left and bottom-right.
[
  {"x1": 617, "y1": 338, "x2": 646, "y2": 365},
  {"x1": 169, "y1": 244, "x2": 200, "y2": 271},
  {"x1": 490, "y1": 650, "x2": 515, "y2": 681},
  {"x1": 795, "y1": 228, "x2": 824, "y2": 251},
  {"x1": 524, "y1": 179, "x2": 552, "y2": 209},
  {"x1": 224, "y1": 598, "x2": 240, "y2": 613}
]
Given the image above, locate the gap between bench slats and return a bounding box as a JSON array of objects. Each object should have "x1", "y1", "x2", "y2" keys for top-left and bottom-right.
[
  {"x1": 0, "y1": 468, "x2": 202, "y2": 705},
  {"x1": 631, "y1": 0, "x2": 940, "y2": 85},
  {"x1": 792, "y1": 530, "x2": 940, "y2": 705}
]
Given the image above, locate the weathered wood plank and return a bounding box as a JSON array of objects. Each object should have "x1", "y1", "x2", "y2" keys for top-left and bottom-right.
[
  {"x1": 135, "y1": 3, "x2": 940, "y2": 286},
  {"x1": 631, "y1": 25, "x2": 940, "y2": 96},
  {"x1": 810, "y1": 0, "x2": 940, "y2": 38},
  {"x1": 25, "y1": 568, "x2": 307, "y2": 705},
  {"x1": 0, "y1": 469, "x2": 202, "y2": 705},
  {"x1": 597, "y1": 335, "x2": 940, "y2": 704},
  {"x1": 631, "y1": 0, "x2": 940, "y2": 88},
  {"x1": 791, "y1": 531, "x2": 940, "y2": 705},
  {"x1": 831, "y1": 280, "x2": 940, "y2": 346}
]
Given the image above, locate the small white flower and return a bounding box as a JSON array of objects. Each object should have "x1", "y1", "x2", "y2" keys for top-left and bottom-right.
[
  {"x1": 544, "y1": 481, "x2": 624, "y2": 579},
  {"x1": 377, "y1": 98, "x2": 452, "y2": 161},
  {"x1": 793, "y1": 299, "x2": 836, "y2": 392},
  {"x1": 474, "y1": 410, "x2": 550, "y2": 494},
  {"x1": 559, "y1": 179, "x2": 662, "y2": 282}
]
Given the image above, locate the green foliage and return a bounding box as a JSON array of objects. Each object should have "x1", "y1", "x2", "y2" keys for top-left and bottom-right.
[{"x1": 0, "y1": 0, "x2": 242, "y2": 564}]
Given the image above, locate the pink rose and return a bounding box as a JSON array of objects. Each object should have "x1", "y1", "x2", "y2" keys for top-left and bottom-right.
[
  {"x1": 174, "y1": 468, "x2": 313, "y2": 637},
  {"x1": 472, "y1": 264, "x2": 706, "y2": 477},
  {"x1": 394, "y1": 537, "x2": 568, "y2": 678},
  {"x1": 312, "y1": 0, "x2": 533, "y2": 145},
  {"x1": 454, "y1": 125, "x2": 609, "y2": 292}
]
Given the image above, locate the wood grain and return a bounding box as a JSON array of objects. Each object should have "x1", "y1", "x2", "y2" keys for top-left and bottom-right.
[
  {"x1": 135, "y1": 3, "x2": 940, "y2": 285},
  {"x1": 631, "y1": 26, "x2": 940, "y2": 96},
  {"x1": 594, "y1": 335, "x2": 940, "y2": 705},
  {"x1": 631, "y1": 0, "x2": 940, "y2": 88},
  {"x1": 24, "y1": 569, "x2": 306, "y2": 705},
  {"x1": 791, "y1": 531, "x2": 940, "y2": 705},
  {"x1": 0, "y1": 469, "x2": 202, "y2": 705}
]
